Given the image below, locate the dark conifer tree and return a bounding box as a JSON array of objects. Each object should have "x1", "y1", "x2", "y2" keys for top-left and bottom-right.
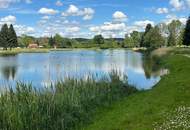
[
  {"x1": 0, "y1": 24, "x2": 9, "y2": 50},
  {"x1": 8, "y1": 24, "x2": 18, "y2": 50},
  {"x1": 182, "y1": 16, "x2": 190, "y2": 46},
  {"x1": 48, "y1": 36, "x2": 56, "y2": 47}
]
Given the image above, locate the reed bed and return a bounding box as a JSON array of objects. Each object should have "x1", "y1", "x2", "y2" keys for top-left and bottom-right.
[{"x1": 0, "y1": 73, "x2": 137, "y2": 130}]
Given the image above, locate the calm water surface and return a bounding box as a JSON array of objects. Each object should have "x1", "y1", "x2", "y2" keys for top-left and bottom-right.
[{"x1": 0, "y1": 49, "x2": 166, "y2": 89}]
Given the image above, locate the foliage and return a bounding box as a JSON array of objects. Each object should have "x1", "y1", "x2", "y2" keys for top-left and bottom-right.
[
  {"x1": 124, "y1": 34, "x2": 134, "y2": 48},
  {"x1": 48, "y1": 36, "x2": 56, "y2": 47},
  {"x1": 144, "y1": 26, "x2": 165, "y2": 49},
  {"x1": 123, "y1": 31, "x2": 142, "y2": 48},
  {"x1": 19, "y1": 35, "x2": 35, "y2": 47},
  {"x1": 140, "y1": 24, "x2": 153, "y2": 47},
  {"x1": 0, "y1": 24, "x2": 9, "y2": 50},
  {"x1": 0, "y1": 74, "x2": 137, "y2": 130},
  {"x1": 8, "y1": 24, "x2": 18, "y2": 50},
  {"x1": 93, "y1": 35, "x2": 104, "y2": 45},
  {"x1": 167, "y1": 20, "x2": 182, "y2": 46},
  {"x1": 182, "y1": 16, "x2": 190, "y2": 46},
  {"x1": 0, "y1": 24, "x2": 18, "y2": 50}
]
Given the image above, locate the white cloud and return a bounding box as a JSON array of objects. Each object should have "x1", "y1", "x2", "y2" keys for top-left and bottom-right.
[
  {"x1": 169, "y1": 0, "x2": 184, "y2": 10},
  {"x1": 134, "y1": 20, "x2": 155, "y2": 29},
  {"x1": 164, "y1": 14, "x2": 187, "y2": 24},
  {"x1": 179, "y1": 17, "x2": 187, "y2": 24},
  {"x1": 0, "y1": 15, "x2": 16, "y2": 25},
  {"x1": 67, "y1": 4, "x2": 79, "y2": 15},
  {"x1": 0, "y1": 0, "x2": 19, "y2": 8},
  {"x1": 66, "y1": 27, "x2": 80, "y2": 32},
  {"x1": 83, "y1": 15, "x2": 93, "y2": 20},
  {"x1": 113, "y1": 11, "x2": 127, "y2": 21},
  {"x1": 55, "y1": 0, "x2": 63, "y2": 6},
  {"x1": 156, "y1": 8, "x2": 169, "y2": 14},
  {"x1": 14, "y1": 24, "x2": 35, "y2": 35},
  {"x1": 101, "y1": 22, "x2": 126, "y2": 31},
  {"x1": 38, "y1": 8, "x2": 59, "y2": 15},
  {"x1": 62, "y1": 5, "x2": 95, "y2": 20},
  {"x1": 41, "y1": 16, "x2": 50, "y2": 20},
  {"x1": 90, "y1": 22, "x2": 126, "y2": 32},
  {"x1": 0, "y1": 0, "x2": 32, "y2": 8}
]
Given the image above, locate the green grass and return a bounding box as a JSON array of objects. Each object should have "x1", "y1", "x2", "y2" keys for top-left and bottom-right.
[
  {"x1": 0, "y1": 48, "x2": 49, "y2": 56},
  {"x1": 0, "y1": 74, "x2": 137, "y2": 130},
  {"x1": 83, "y1": 53, "x2": 190, "y2": 130}
]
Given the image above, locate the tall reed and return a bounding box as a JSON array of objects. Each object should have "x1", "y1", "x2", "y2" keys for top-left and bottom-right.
[{"x1": 0, "y1": 73, "x2": 137, "y2": 130}]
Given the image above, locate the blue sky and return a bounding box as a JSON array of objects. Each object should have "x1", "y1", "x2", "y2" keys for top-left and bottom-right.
[{"x1": 0, "y1": 0, "x2": 189, "y2": 38}]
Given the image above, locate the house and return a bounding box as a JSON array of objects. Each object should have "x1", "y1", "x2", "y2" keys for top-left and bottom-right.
[{"x1": 28, "y1": 43, "x2": 38, "y2": 48}]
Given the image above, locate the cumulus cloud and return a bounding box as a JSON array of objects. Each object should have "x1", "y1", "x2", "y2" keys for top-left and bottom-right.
[
  {"x1": 156, "y1": 8, "x2": 169, "y2": 14},
  {"x1": 90, "y1": 22, "x2": 126, "y2": 32},
  {"x1": 0, "y1": 15, "x2": 16, "y2": 25},
  {"x1": 164, "y1": 14, "x2": 187, "y2": 24},
  {"x1": 38, "y1": 8, "x2": 59, "y2": 15},
  {"x1": 41, "y1": 16, "x2": 50, "y2": 20},
  {"x1": 62, "y1": 4, "x2": 95, "y2": 20},
  {"x1": 14, "y1": 25, "x2": 35, "y2": 35},
  {"x1": 0, "y1": 0, "x2": 32, "y2": 8},
  {"x1": 0, "y1": 0, "x2": 19, "y2": 8},
  {"x1": 113, "y1": 11, "x2": 127, "y2": 21},
  {"x1": 134, "y1": 20, "x2": 155, "y2": 29},
  {"x1": 169, "y1": 0, "x2": 184, "y2": 10},
  {"x1": 55, "y1": 0, "x2": 63, "y2": 6},
  {"x1": 66, "y1": 27, "x2": 80, "y2": 32}
]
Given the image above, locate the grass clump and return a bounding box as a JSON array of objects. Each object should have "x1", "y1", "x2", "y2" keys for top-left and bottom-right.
[{"x1": 0, "y1": 74, "x2": 137, "y2": 130}]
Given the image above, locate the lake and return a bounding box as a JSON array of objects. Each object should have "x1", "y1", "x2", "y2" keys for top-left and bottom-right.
[{"x1": 0, "y1": 49, "x2": 166, "y2": 89}]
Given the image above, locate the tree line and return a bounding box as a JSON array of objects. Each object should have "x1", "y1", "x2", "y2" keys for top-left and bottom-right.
[
  {"x1": 0, "y1": 24, "x2": 18, "y2": 50},
  {"x1": 124, "y1": 16, "x2": 190, "y2": 49},
  {"x1": 1, "y1": 16, "x2": 190, "y2": 50}
]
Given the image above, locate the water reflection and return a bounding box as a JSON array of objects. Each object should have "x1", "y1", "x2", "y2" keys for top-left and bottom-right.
[
  {"x1": 0, "y1": 50, "x2": 166, "y2": 89},
  {"x1": 1, "y1": 66, "x2": 17, "y2": 80}
]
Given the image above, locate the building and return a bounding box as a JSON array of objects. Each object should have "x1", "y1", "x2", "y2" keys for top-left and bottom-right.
[{"x1": 28, "y1": 43, "x2": 38, "y2": 48}]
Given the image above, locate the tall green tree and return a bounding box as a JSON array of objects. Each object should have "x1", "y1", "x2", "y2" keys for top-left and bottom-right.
[
  {"x1": 167, "y1": 20, "x2": 182, "y2": 46},
  {"x1": 144, "y1": 26, "x2": 165, "y2": 49},
  {"x1": 8, "y1": 24, "x2": 18, "y2": 50},
  {"x1": 54, "y1": 33, "x2": 63, "y2": 47},
  {"x1": 124, "y1": 34, "x2": 134, "y2": 48},
  {"x1": 48, "y1": 36, "x2": 56, "y2": 47},
  {"x1": 0, "y1": 24, "x2": 9, "y2": 50},
  {"x1": 177, "y1": 29, "x2": 185, "y2": 46},
  {"x1": 93, "y1": 35, "x2": 104, "y2": 44},
  {"x1": 130, "y1": 31, "x2": 142, "y2": 47},
  {"x1": 182, "y1": 16, "x2": 190, "y2": 46},
  {"x1": 140, "y1": 24, "x2": 152, "y2": 47}
]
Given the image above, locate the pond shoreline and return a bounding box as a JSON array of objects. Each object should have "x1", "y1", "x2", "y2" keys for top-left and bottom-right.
[
  {"x1": 0, "y1": 47, "x2": 135, "y2": 56},
  {"x1": 82, "y1": 48, "x2": 190, "y2": 130}
]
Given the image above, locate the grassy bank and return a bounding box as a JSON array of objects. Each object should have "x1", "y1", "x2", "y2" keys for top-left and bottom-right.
[
  {"x1": 0, "y1": 48, "x2": 49, "y2": 56},
  {"x1": 0, "y1": 74, "x2": 137, "y2": 130},
  {"x1": 0, "y1": 47, "x2": 122, "y2": 56},
  {"x1": 83, "y1": 51, "x2": 190, "y2": 130}
]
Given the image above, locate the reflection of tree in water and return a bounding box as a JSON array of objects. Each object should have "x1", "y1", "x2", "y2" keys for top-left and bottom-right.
[
  {"x1": 142, "y1": 53, "x2": 162, "y2": 79},
  {"x1": 1, "y1": 66, "x2": 17, "y2": 80}
]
